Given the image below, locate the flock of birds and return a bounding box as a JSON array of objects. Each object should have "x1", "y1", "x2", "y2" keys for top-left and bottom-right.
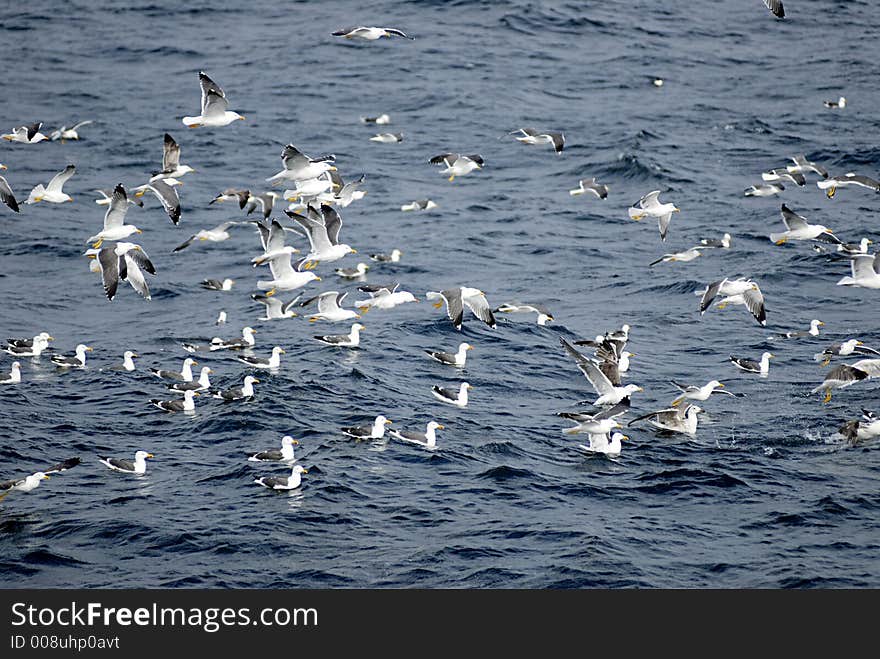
[{"x1": 2, "y1": 8, "x2": 880, "y2": 504}]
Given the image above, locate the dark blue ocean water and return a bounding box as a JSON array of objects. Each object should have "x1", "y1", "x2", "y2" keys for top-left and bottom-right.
[{"x1": 1, "y1": 0, "x2": 879, "y2": 588}]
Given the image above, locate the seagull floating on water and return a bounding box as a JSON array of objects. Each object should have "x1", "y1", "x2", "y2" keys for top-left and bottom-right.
[
  {"x1": 370, "y1": 249, "x2": 402, "y2": 263},
  {"x1": 235, "y1": 346, "x2": 285, "y2": 370},
  {"x1": 389, "y1": 421, "x2": 443, "y2": 449},
  {"x1": 150, "y1": 390, "x2": 199, "y2": 412},
  {"x1": 425, "y1": 342, "x2": 473, "y2": 367},
  {"x1": 401, "y1": 199, "x2": 438, "y2": 211},
  {"x1": 729, "y1": 352, "x2": 773, "y2": 375},
  {"x1": 213, "y1": 375, "x2": 260, "y2": 402},
  {"x1": 314, "y1": 323, "x2": 365, "y2": 348},
  {"x1": 51, "y1": 344, "x2": 93, "y2": 368},
  {"x1": 823, "y1": 96, "x2": 846, "y2": 109},
  {"x1": 341, "y1": 415, "x2": 392, "y2": 440},
  {"x1": 99, "y1": 451, "x2": 153, "y2": 474},
  {"x1": 201, "y1": 278, "x2": 235, "y2": 291},
  {"x1": 431, "y1": 382, "x2": 472, "y2": 407},
  {"x1": 254, "y1": 465, "x2": 308, "y2": 491},
  {"x1": 248, "y1": 436, "x2": 299, "y2": 462}
]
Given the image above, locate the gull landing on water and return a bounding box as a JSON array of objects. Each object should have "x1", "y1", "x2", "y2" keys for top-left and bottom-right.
[
  {"x1": 429, "y1": 153, "x2": 484, "y2": 182},
  {"x1": 823, "y1": 96, "x2": 846, "y2": 109},
  {"x1": 2, "y1": 122, "x2": 48, "y2": 144},
  {"x1": 182, "y1": 71, "x2": 245, "y2": 128},
  {"x1": 494, "y1": 303, "x2": 554, "y2": 325},
  {"x1": 49, "y1": 120, "x2": 93, "y2": 142}
]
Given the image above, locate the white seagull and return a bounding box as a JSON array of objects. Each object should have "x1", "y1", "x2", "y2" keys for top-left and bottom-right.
[
  {"x1": 99, "y1": 451, "x2": 153, "y2": 474},
  {"x1": 429, "y1": 153, "x2": 484, "y2": 182},
  {"x1": 628, "y1": 190, "x2": 680, "y2": 241},
  {"x1": 426, "y1": 287, "x2": 496, "y2": 330},
  {"x1": 431, "y1": 382, "x2": 472, "y2": 407},
  {"x1": 254, "y1": 465, "x2": 308, "y2": 491},
  {"x1": 25, "y1": 164, "x2": 75, "y2": 204},
  {"x1": 509, "y1": 127, "x2": 565, "y2": 154},
  {"x1": 182, "y1": 71, "x2": 245, "y2": 128},
  {"x1": 332, "y1": 26, "x2": 414, "y2": 40}
]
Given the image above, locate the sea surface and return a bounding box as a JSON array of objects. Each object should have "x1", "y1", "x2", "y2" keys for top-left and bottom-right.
[{"x1": 1, "y1": 0, "x2": 879, "y2": 588}]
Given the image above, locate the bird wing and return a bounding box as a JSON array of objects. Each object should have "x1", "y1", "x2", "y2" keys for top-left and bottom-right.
[
  {"x1": 198, "y1": 71, "x2": 226, "y2": 114},
  {"x1": 317, "y1": 291, "x2": 342, "y2": 313},
  {"x1": 699, "y1": 280, "x2": 724, "y2": 314},
  {"x1": 320, "y1": 204, "x2": 343, "y2": 245},
  {"x1": 763, "y1": 0, "x2": 785, "y2": 18},
  {"x1": 97, "y1": 248, "x2": 119, "y2": 300},
  {"x1": 385, "y1": 28, "x2": 412, "y2": 38},
  {"x1": 123, "y1": 255, "x2": 151, "y2": 299},
  {"x1": 430, "y1": 153, "x2": 459, "y2": 167},
  {"x1": 439, "y1": 289, "x2": 464, "y2": 328},
  {"x1": 657, "y1": 213, "x2": 672, "y2": 241},
  {"x1": 202, "y1": 90, "x2": 229, "y2": 120},
  {"x1": 289, "y1": 212, "x2": 333, "y2": 254},
  {"x1": 162, "y1": 133, "x2": 181, "y2": 171},
  {"x1": 280, "y1": 144, "x2": 310, "y2": 171},
  {"x1": 103, "y1": 184, "x2": 129, "y2": 229},
  {"x1": 26, "y1": 122, "x2": 43, "y2": 141},
  {"x1": 44, "y1": 457, "x2": 81, "y2": 474},
  {"x1": 638, "y1": 190, "x2": 662, "y2": 210},
  {"x1": 851, "y1": 359, "x2": 880, "y2": 378},
  {"x1": 742, "y1": 287, "x2": 766, "y2": 325},
  {"x1": 850, "y1": 254, "x2": 877, "y2": 280},
  {"x1": 462, "y1": 290, "x2": 496, "y2": 327},
  {"x1": 46, "y1": 165, "x2": 75, "y2": 194},
  {"x1": 846, "y1": 174, "x2": 880, "y2": 191},
  {"x1": 70, "y1": 120, "x2": 93, "y2": 131},
  {"x1": 780, "y1": 204, "x2": 809, "y2": 232},
  {"x1": 148, "y1": 180, "x2": 181, "y2": 225},
  {"x1": 0, "y1": 176, "x2": 20, "y2": 212},
  {"x1": 127, "y1": 247, "x2": 156, "y2": 275},
  {"x1": 267, "y1": 219, "x2": 288, "y2": 252}
]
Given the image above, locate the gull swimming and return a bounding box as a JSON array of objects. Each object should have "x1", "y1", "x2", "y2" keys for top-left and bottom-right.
[
  {"x1": 51, "y1": 344, "x2": 93, "y2": 368},
  {"x1": 236, "y1": 346, "x2": 285, "y2": 370},
  {"x1": 389, "y1": 421, "x2": 443, "y2": 449},
  {"x1": 628, "y1": 190, "x2": 680, "y2": 241},
  {"x1": 361, "y1": 114, "x2": 391, "y2": 124},
  {"x1": 332, "y1": 26, "x2": 414, "y2": 40},
  {"x1": 202, "y1": 278, "x2": 235, "y2": 291},
  {"x1": 183, "y1": 71, "x2": 245, "y2": 128},
  {"x1": 837, "y1": 238, "x2": 873, "y2": 256},
  {"x1": 335, "y1": 262, "x2": 370, "y2": 279},
  {"x1": 839, "y1": 410, "x2": 880, "y2": 444},
  {"x1": 254, "y1": 465, "x2": 308, "y2": 491},
  {"x1": 1, "y1": 362, "x2": 21, "y2": 384},
  {"x1": 341, "y1": 415, "x2": 392, "y2": 440},
  {"x1": 698, "y1": 278, "x2": 766, "y2": 326},
  {"x1": 370, "y1": 249, "x2": 402, "y2": 263},
  {"x1": 213, "y1": 375, "x2": 259, "y2": 401},
  {"x1": 370, "y1": 132, "x2": 403, "y2": 143},
  {"x1": 823, "y1": 96, "x2": 846, "y2": 109},
  {"x1": 251, "y1": 293, "x2": 300, "y2": 320},
  {"x1": 431, "y1": 382, "x2": 472, "y2": 407},
  {"x1": 770, "y1": 319, "x2": 824, "y2": 340},
  {"x1": 426, "y1": 287, "x2": 496, "y2": 330},
  {"x1": 401, "y1": 199, "x2": 438, "y2": 211},
  {"x1": 248, "y1": 436, "x2": 299, "y2": 462},
  {"x1": 150, "y1": 390, "x2": 199, "y2": 412},
  {"x1": 2, "y1": 122, "x2": 48, "y2": 144},
  {"x1": 425, "y1": 342, "x2": 473, "y2": 367},
  {"x1": 729, "y1": 352, "x2": 773, "y2": 375},
  {"x1": 509, "y1": 127, "x2": 565, "y2": 154},
  {"x1": 817, "y1": 173, "x2": 880, "y2": 198},
  {"x1": 836, "y1": 253, "x2": 880, "y2": 289},
  {"x1": 770, "y1": 204, "x2": 838, "y2": 245},
  {"x1": 698, "y1": 233, "x2": 732, "y2": 249},
  {"x1": 5, "y1": 334, "x2": 52, "y2": 357},
  {"x1": 314, "y1": 322, "x2": 365, "y2": 348},
  {"x1": 167, "y1": 366, "x2": 213, "y2": 391},
  {"x1": 150, "y1": 357, "x2": 197, "y2": 382},
  {"x1": 569, "y1": 178, "x2": 608, "y2": 199},
  {"x1": 210, "y1": 326, "x2": 257, "y2": 351},
  {"x1": 429, "y1": 153, "x2": 484, "y2": 181},
  {"x1": 150, "y1": 133, "x2": 194, "y2": 181},
  {"x1": 25, "y1": 164, "x2": 75, "y2": 204},
  {"x1": 49, "y1": 120, "x2": 94, "y2": 142},
  {"x1": 494, "y1": 303, "x2": 554, "y2": 325},
  {"x1": 99, "y1": 451, "x2": 153, "y2": 474},
  {"x1": 6, "y1": 332, "x2": 53, "y2": 350}
]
